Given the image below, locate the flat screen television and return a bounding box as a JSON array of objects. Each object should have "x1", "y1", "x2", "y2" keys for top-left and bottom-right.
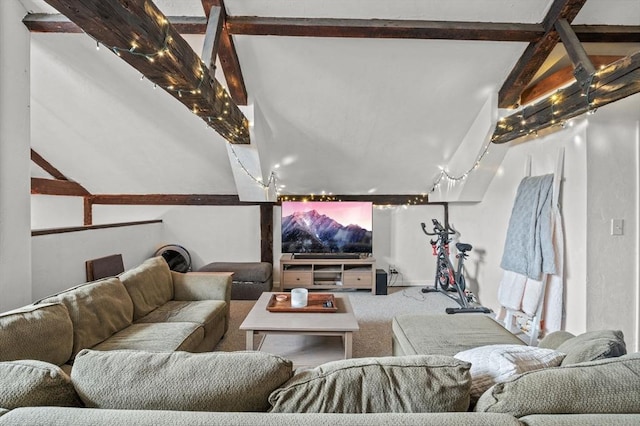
[{"x1": 281, "y1": 201, "x2": 373, "y2": 255}]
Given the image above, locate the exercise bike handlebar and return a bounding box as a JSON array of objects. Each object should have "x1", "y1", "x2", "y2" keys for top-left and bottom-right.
[{"x1": 420, "y1": 219, "x2": 456, "y2": 236}]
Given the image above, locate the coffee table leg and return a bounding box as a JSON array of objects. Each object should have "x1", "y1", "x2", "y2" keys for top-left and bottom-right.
[
  {"x1": 343, "y1": 331, "x2": 353, "y2": 358},
  {"x1": 246, "y1": 330, "x2": 255, "y2": 350}
]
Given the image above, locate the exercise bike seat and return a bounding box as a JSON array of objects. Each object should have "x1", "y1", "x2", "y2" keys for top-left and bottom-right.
[{"x1": 456, "y1": 242, "x2": 472, "y2": 253}]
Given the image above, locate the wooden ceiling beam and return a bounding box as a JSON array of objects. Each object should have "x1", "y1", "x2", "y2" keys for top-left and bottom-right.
[
  {"x1": 574, "y1": 24, "x2": 640, "y2": 43},
  {"x1": 40, "y1": 0, "x2": 249, "y2": 144},
  {"x1": 24, "y1": 13, "x2": 639, "y2": 44},
  {"x1": 91, "y1": 194, "x2": 252, "y2": 206},
  {"x1": 278, "y1": 194, "x2": 430, "y2": 205},
  {"x1": 88, "y1": 193, "x2": 431, "y2": 206},
  {"x1": 31, "y1": 149, "x2": 67, "y2": 180},
  {"x1": 225, "y1": 17, "x2": 544, "y2": 42},
  {"x1": 201, "y1": 6, "x2": 223, "y2": 82},
  {"x1": 498, "y1": 0, "x2": 588, "y2": 109},
  {"x1": 202, "y1": 0, "x2": 248, "y2": 105},
  {"x1": 31, "y1": 177, "x2": 90, "y2": 196},
  {"x1": 492, "y1": 51, "x2": 640, "y2": 145},
  {"x1": 555, "y1": 19, "x2": 595, "y2": 87},
  {"x1": 520, "y1": 55, "x2": 624, "y2": 105}
]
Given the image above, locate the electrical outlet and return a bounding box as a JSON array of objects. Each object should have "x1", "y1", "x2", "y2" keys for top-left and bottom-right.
[{"x1": 389, "y1": 265, "x2": 398, "y2": 275}]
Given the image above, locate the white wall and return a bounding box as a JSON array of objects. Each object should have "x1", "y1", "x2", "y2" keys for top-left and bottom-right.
[
  {"x1": 93, "y1": 205, "x2": 261, "y2": 269},
  {"x1": 31, "y1": 195, "x2": 84, "y2": 229},
  {"x1": 449, "y1": 120, "x2": 589, "y2": 335},
  {"x1": 31, "y1": 222, "x2": 163, "y2": 300},
  {"x1": 586, "y1": 118, "x2": 639, "y2": 351},
  {"x1": 0, "y1": 0, "x2": 32, "y2": 311}
]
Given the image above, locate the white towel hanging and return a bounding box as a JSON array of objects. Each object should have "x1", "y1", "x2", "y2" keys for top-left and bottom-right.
[{"x1": 500, "y1": 147, "x2": 565, "y2": 344}]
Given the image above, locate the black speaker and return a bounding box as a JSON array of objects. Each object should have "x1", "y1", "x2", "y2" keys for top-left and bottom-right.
[{"x1": 375, "y1": 269, "x2": 388, "y2": 295}]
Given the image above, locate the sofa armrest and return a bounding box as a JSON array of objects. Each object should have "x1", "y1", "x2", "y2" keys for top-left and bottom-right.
[{"x1": 171, "y1": 271, "x2": 232, "y2": 303}]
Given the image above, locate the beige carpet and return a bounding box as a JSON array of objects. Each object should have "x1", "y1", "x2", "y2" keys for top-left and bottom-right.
[{"x1": 214, "y1": 287, "x2": 468, "y2": 367}]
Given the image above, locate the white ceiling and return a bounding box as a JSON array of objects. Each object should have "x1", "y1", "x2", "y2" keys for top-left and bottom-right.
[{"x1": 22, "y1": 0, "x2": 640, "y2": 197}]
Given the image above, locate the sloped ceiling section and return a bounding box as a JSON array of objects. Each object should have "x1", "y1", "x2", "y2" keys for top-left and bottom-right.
[{"x1": 23, "y1": 0, "x2": 640, "y2": 198}]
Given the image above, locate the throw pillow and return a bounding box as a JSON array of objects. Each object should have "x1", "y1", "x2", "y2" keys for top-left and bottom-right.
[
  {"x1": 475, "y1": 353, "x2": 640, "y2": 417},
  {"x1": 454, "y1": 344, "x2": 565, "y2": 400},
  {"x1": 71, "y1": 349, "x2": 293, "y2": 412},
  {"x1": 537, "y1": 330, "x2": 575, "y2": 350},
  {"x1": 268, "y1": 355, "x2": 471, "y2": 413},
  {"x1": 555, "y1": 329, "x2": 626, "y2": 365},
  {"x1": 0, "y1": 360, "x2": 82, "y2": 409}
]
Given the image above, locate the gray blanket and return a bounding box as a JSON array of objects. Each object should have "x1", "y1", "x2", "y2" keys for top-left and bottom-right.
[{"x1": 500, "y1": 174, "x2": 556, "y2": 280}]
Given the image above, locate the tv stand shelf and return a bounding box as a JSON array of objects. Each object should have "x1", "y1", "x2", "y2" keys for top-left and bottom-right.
[{"x1": 280, "y1": 254, "x2": 377, "y2": 294}]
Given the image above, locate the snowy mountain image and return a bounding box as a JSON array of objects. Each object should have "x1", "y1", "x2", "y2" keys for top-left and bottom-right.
[{"x1": 282, "y1": 209, "x2": 372, "y2": 253}]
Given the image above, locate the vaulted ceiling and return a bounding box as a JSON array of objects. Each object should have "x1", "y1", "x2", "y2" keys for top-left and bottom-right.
[{"x1": 21, "y1": 0, "x2": 640, "y2": 201}]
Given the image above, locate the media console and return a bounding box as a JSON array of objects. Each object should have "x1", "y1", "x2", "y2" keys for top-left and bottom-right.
[{"x1": 280, "y1": 254, "x2": 377, "y2": 294}]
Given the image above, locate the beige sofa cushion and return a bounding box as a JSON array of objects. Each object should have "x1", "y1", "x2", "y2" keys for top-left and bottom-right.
[
  {"x1": 269, "y1": 355, "x2": 471, "y2": 413},
  {"x1": 41, "y1": 277, "x2": 133, "y2": 358},
  {"x1": 120, "y1": 257, "x2": 174, "y2": 320},
  {"x1": 71, "y1": 349, "x2": 293, "y2": 412},
  {"x1": 474, "y1": 353, "x2": 640, "y2": 417},
  {"x1": 0, "y1": 303, "x2": 73, "y2": 366},
  {"x1": 0, "y1": 408, "x2": 525, "y2": 425},
  {"x1": 555, "y1": 330, "x2": 626, "y2": 365},
  {"x1": 393, "y1": 314, "x2": 524, "y2": 356},
  {"x1": 92, "y1": 322, "x2": 204, "y2": 352},
  {"x1": 136, "y1": 300, "x2": 226, "y2": 341},
  {"x1": 0, "y1": 360, "x2": 82, "y2": 409}
]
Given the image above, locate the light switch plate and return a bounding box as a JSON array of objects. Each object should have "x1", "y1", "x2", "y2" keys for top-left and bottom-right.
[{"x1": 611, "y1": 219, "x2": 624, "y2": 236}]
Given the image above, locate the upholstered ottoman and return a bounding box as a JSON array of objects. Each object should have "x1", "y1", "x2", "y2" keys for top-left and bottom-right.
[
  {"x1": 197, "y1": 262, "x2": 273, "y2": 300},
  {"x1": 392, "y1": 314, "x2": 523, "y2": 356}
]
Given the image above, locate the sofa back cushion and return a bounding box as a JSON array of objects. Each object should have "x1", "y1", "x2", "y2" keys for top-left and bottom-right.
[
  {"x1": 120, "y1": 257, "x2": 174, "y2": 320},
  {"x1": 555, "y1": 329, "x2": 626, "y2": 365},
  {"x1": 474, "y1": 353, "x2": 640, "y2": 417},
  {"x1": 0, "y1": 360, "x2": 82, "y2": 409},
  {"x1": 0, "y1": 303, "x2": 73, "y2": 366},
  {"x1": 40, "y1": 277, "x2": 133, "y2": 358},
  {"x1": 71, "y1": 349, "x2": 293, "y2": 412},
  {"x1": 269, "y1": 355, "x2": 471, "y2": 413}
]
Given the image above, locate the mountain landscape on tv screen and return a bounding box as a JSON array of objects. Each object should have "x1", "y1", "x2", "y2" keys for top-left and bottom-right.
[{"x1": 282, "y1": 209, "x2": 372, "y2": 253}]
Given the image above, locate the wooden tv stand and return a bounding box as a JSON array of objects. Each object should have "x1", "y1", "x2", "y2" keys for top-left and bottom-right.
[{"x1": 280, "y1": 254, "x2": 377, "y2": 294}]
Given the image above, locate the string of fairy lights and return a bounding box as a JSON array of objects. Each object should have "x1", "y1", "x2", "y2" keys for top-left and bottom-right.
[
  {"x1": 90, "y1": 19, "x2": 601, "y2": 205},
  {"x1": 93, "y1": 24, "x2": 249, "y2": 144}
]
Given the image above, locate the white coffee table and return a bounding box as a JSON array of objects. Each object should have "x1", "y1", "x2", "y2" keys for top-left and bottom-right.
[{"x1": 239, "y1": 292, "x2": 360, "y2": 358}]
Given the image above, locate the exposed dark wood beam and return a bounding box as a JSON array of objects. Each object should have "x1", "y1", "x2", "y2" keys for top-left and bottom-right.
[
  {"x1": 201, "y1": 6, "x2": 223, "y2": 82},
  {"x1": 260, "y1": 205, "x2": 274, "y2": 263},
  {"x1": 202, "y1": 0, "x2": 248, "y2": 105},
  {"x1": 90, "y1": 194, "x2": 261, "y2": 206},
  {"x1": 574, "y1": 25, "x2": 640, "y2": 43},
  {"x1": 492, "y1": 51, "x2": 640, "y2": 144},
  {"x1": 555, "y1": 19, "x2": 595, "y2": 87},
  {"x1": 226, "y1": 17, "x2": 544, "y2": 41},
  {"x1": 84, "y1": 196, "x2": 93, "y2": 226},
  {"x1": 278, "y1": 194, "x2": 430, "y2": 205},
  {"x1": 520, "y1": 55, "x2": 624, "y2": 105},
  {"x1": 31, "y1": 177, "x2": 90, "y2": 196},
  {"x1": 499, "y1": 0, "x2": 588, "y2": 109},
  {"x1": 30, "y1": 149, "x2": 68, "y2": 180},
  {"x1": 23, "y1": 13, "x2": 639, "y2": 43},
  {"x1": 89, "y1": 193, "x2": 431, "y2": 206},
  {"x1": 41, "y1": 0, "x2": 249, "y2": 144}
]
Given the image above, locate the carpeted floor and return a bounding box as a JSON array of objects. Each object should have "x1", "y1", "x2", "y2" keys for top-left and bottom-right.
[{"x1": 213, "y1": 287, "x2": 469, "y2": 364}]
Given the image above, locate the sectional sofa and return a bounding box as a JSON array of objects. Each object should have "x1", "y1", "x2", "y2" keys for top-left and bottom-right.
[
  {"x1": 0, "y1": 256, "x2": 232, "y2": 374},
  {"x1": 1, "y1": 258, "x2": 639, "y2": 424}
]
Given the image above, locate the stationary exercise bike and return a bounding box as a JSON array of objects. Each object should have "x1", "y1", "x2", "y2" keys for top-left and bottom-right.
[{"x1": 421, "y1": 219, "x2": 491, "y2": 314}]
